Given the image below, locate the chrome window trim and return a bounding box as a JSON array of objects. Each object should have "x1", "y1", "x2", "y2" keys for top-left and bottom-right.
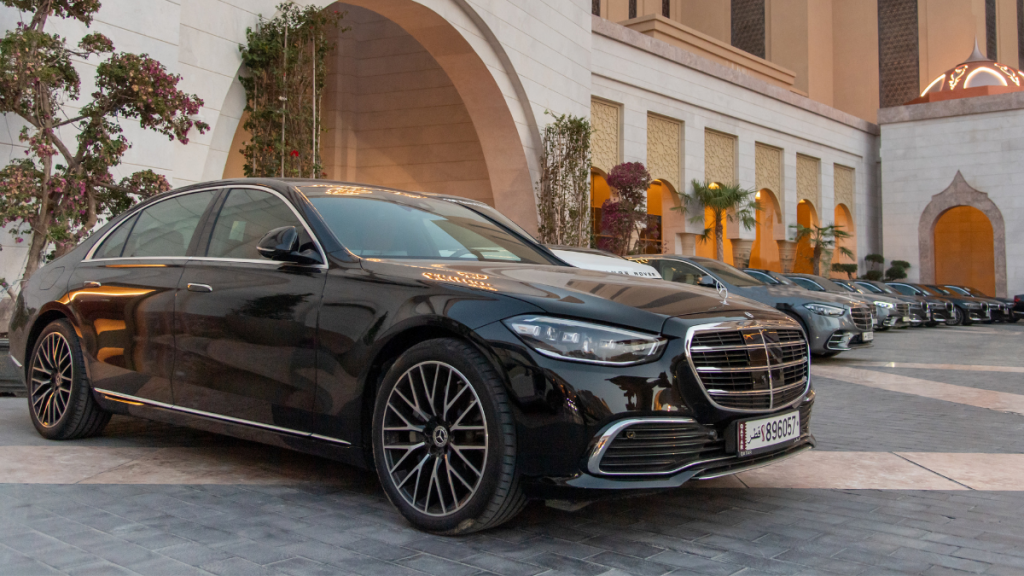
[
  {"x1": 84, "y1": 185, "x2": 329, "y2": 269},
  {"x1": 586, "y1": 417, "x2": 697, "y2": 476},
  {"x1": 684, "y1": 318, "x2": 811, "y2": 414},
  {"x1": 94, "y1": 389, "x2": 350, "y2": 446}
]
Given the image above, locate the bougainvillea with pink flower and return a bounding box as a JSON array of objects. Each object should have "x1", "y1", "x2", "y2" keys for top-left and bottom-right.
[
  {"x1": 598, "y1": 162, "x2": 653, "y2": 255},
  {"x1": 0, "y1": 0, "x2": 209, "y2": 281}
]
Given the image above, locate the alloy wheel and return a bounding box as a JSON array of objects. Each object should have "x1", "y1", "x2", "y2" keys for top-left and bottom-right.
[
  {"x1": 30, "y1": 333, "x2": 74, "y2": 428},
  {"x1": 381, "y1": 361, "x2": 488, "y2": 517}
]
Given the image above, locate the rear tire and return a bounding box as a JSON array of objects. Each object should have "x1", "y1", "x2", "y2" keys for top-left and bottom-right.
[
  {"x1": 27, "y1": 320, "x2": 111, "y2": 440},
  {"x1": 372, "y1": 338, "x2": 525, "y2": 534}
]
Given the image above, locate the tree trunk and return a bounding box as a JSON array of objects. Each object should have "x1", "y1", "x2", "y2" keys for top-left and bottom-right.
[
  {"x1": 715, "y1": 212, "x2": 724, "y2": 262},
  {"x1": 812, "y1": 244, "x2": 822, "y2": 275}
]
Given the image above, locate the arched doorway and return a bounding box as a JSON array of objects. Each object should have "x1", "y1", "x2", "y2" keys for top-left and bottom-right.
[
  {"x1": 793, "y1": 200, "x2": 819, "y2": 273},
  {"x1": 221, "y1": 0, "x2": 538, "y2": 230},
  {"x1": 750, "y1": 188, "x2": 781, "y2": 270},
  {"x1": 831, "y1": 204, "x2": 856, "y2": 278},
  {"x1": 934, "y1": 206, "x2": 996, "y2": 295}
]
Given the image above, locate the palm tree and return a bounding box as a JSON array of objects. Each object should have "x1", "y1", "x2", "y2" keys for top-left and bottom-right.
[
  {"x1": 675, "y1": 180, "x2": 759, "y2": 261},
  {"x1": 791, "y1": 223, "x2": 853, "y2": 276}
]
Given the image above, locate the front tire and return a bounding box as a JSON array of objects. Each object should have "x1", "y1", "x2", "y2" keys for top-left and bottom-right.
[
  {"x1": 27, "y1": 320, "x2": 111, "y2": 440},
  {"x1": 372, "y1": 338, "x2": 525, "y2": 534},
  {"x1": 947, "y1": 306, "x2": 965, "y2": 326}
]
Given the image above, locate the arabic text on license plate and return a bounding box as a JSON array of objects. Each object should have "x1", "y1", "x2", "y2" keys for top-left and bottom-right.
[
  {"x1": 862, "y1": 331, "x2": 873, "y2": 342},
  {"x1": 738, "y1": 411, "x2": 800, "y2": 457}
]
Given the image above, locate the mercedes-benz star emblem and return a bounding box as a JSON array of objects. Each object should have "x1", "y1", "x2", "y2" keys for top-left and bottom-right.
[
  {"x1": 432, "y1": 426, "x2": 449, "y2": 447},
  {"x1": 716, "y1": 281, "x2": 729, "y2": 303}
]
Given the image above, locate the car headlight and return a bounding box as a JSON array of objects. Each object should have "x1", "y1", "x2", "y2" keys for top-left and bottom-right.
[
  {"x1": 504, "y1": 316, "x2": 667, "y2": 365},
  {"x1": 874, "y1": 301, "x2": 895, "y2": 310},
  {"x1": 803, "y1": 302, "x2": 846, "y2": 316}
]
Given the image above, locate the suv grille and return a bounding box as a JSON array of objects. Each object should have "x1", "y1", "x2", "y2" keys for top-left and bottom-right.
[
  {"x1": 598, "y1": 421, "x2": 725, "y2": 474},
  {"x1": 689, "y1": 327, "x2": 809, "y2": 411},
  {"x1": 850, "y1": 305, "x2": 872, "y2": 330}
]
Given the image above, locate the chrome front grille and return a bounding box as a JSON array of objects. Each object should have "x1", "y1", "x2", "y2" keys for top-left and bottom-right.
[
  {"x1": 850, "y1": 305, "x2": 873, "y2": 330},
  {"x1": 688, "y1": 324, "x2": 810, "y2": 412},
  {"x1": 896, "y1": 303, "x2": 910, "y2": 317}
]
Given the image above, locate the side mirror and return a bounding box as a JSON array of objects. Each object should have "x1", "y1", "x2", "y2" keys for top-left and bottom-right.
[
  {"x1": 697, "y1": 275, "x2": 718, "y2": 288},
  {"x1": 257, "y1": 226, "x2": 322, "y2": 265}
]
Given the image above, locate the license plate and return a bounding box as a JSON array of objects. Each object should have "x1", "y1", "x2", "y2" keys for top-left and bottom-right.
[
  {"x1": 737, "y1": 411, "x2": 800, "y2": 457},
  {"x1": 862, "y1": 330, "x2": 873, "y2": 342}
]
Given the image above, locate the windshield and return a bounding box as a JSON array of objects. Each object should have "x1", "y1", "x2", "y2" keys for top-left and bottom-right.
[
  {"x1": 917, "y1": 285, "x2": 944, "y2": 296},
  {"x1": 744, "y1": 270, "x2": 777, "y2": 285},
  {"x1": 692, "y1": 258, "x2": 763, "y2": 287},
  {"x1": 944, "y1": 286, "x2": 971, "y2": 296},
  {"x1": 303, "y1": 188, "x2": 552, "y2": 264},
  {"x1": 964, "y1": 286, "x2": 990, "y2": 297}
]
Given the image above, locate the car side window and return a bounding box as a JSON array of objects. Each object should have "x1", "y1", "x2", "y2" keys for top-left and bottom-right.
[
  {"x1": 889, "y1": 283, "x2": 916, "y2": 296},
  {"x1": 855, "y1": 282, "x2": 882, "y2": 294},
  {"x1": 206, "y1": 189, "x2": 307, "y2": 260},
  {"x1": 93, "y1": 214, "x2": 138, "y2": 259},
  {"x1": 660, "y1": 261, "x2": 705, "y2": 285},
  {"x1": 791, "y1": 277, "x2": 824, "y2": 291},
  {"x1": 118, "y1": 191, "x2": 217, "y2": 258}
]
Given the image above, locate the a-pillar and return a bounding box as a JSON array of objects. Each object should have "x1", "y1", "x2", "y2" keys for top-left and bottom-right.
[
  {"x1": 777, "y1": 240, "x2": 798, "y2": 273},
  {"x1": 731, "y1": 240, "x2": 754, "y2": 269}
]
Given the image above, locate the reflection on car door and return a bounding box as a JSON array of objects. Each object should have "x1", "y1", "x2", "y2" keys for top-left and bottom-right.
[
  {"x1": 67, "y1": 190, "x2": 219, "y2": 403},
  {"x1": 173, "y1": 188, "x2": 327, "y2": 432}
]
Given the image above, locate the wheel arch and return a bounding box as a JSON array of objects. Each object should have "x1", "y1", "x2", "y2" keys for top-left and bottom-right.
[
  {"x1": 23, "y1": 304, "x2": 78, "y2": 378},
  {"x1": 358, "y1": 318, "x2": 509, "y2": 456}
]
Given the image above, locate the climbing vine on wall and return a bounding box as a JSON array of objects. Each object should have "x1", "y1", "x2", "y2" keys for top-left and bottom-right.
[
  {"x1": 537, "y1": 113, "x2": 592, "y2": 247},
  {"x1": 238, "y1": 2, "x2": 345, "y2": 178}
]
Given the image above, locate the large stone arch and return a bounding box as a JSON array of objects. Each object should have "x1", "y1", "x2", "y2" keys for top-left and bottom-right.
[
  {"x1": 207, "y1": 0, "x2": 540, "y2": 231},
  {"x1": 919, "y1": 171, "x2": 1007, "y2": 296}
]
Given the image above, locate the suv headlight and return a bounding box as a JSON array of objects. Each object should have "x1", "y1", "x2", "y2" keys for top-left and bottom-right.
[
  {"x1": 874, "y1": 301, "x2": 895, "y2": 309},
  {"x1": 504, "y1": 316, "x2": 667, "y2": 365},
  {"x1": 803, "y1": 302, "x2": 846, "y2": 316}
]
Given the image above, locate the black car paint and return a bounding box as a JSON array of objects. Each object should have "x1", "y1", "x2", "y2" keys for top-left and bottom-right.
[{"x1": 9, "y1": 179, "x2": 814, "y2": 497}]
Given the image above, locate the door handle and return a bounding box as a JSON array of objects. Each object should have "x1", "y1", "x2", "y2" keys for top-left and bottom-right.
[
  {"x1": 84, "y1": 281, "x2": 102, "y2": 288},
  {"x1": 187, "y1": 283, "x2": 213, "y2": 293}
]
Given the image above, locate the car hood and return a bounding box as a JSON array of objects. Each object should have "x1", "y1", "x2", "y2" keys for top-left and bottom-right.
[
  {"x1": 358, "y1": 259, "x2": 778, "y2": 333},
  {"x1": 748, "y1": 284, "x2": 862, "y2": 306}
]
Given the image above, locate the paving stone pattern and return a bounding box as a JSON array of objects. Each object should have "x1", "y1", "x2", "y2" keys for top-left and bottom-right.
[{"x1": 4, "y1": 482, "x2": 1024, "y2": 576}]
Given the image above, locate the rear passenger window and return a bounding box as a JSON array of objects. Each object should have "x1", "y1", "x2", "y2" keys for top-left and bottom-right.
[
  {"x1": 206, "y1": 189, "x2": 306, "y2": 260},
  {"x1": 116, "y1": 191, "x2": 217, "y2": 258},
  {"x1": 661, "y1": 262, "x2": 704, "y2": 285},
  {"x1": 93, "y1": 214, "x2": 138, "y2": 259}
]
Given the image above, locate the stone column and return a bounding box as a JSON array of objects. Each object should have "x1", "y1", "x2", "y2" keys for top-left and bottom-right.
[
  {"x1": 777, "y1": 240, "x2": 798, "y2": 273},
  {"x1": 676, "y1": 233, "x2": 700, "y2": 256},
  {"x1": 731, "y1": 240, "x2": 754, "y2": 269}
]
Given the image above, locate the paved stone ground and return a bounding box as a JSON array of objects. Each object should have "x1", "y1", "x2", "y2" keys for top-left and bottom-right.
[{"x1": 1, "y1": 322, "x2": 1023, "y2": 575}]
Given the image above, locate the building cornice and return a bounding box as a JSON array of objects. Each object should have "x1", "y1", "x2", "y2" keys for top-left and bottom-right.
[
  {"x1": 878, "y1": 91, "x2": 1024, "y2": 124},
  {"x1": 591, "y1": 15, "x2": 880, "y2": 136}
]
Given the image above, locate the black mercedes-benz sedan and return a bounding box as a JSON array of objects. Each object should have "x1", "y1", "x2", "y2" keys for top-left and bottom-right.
[{"x1": 9, "y1": 180, "x2": 814, "y2": 534}]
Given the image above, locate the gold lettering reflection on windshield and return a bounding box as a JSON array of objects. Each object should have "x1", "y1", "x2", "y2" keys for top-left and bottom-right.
[{"x1": 422, "y1": 272, "x2": 496, "y2": 291}]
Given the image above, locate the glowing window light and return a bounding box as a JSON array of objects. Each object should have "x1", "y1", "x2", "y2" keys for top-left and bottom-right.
[
  {"x1": 921, "y1": 74, "x2": 946, "y2": 96},
  {"x1": 964, "y1": 67, "x2": 1007, "y2": 88}
]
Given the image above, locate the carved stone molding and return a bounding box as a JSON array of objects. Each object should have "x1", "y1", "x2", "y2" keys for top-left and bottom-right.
[
  {"x1": 705, "y1": 130, "x2": 736, "y2": 185},
  {"x1": 834, "y1": 164, "x2": 854, "y2": 211},
  {"x1": 796, "y1": 154, "x2": 820, "y2": 209},
  {"x1": 591, "y1": 99, "x2": 620, "y2": 173},
  {"x1": 755, "y1": 144, "x2": 781, "y2": 196},
  {"x1": 647, "y1": 114, "x2": 681, "y2": 191},
  {"x1": 918, "y1": 171, "x2": 1007, "y2": 297}
]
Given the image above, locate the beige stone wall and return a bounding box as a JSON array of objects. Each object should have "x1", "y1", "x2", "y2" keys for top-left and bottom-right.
[
  {"x1": 647, "y1": 114, "x2": 682, "y2": 190},
  {"x1": 320, "y1": 5, "x2": 493, "y2": 203},
  {"x1": 766, "y1": 0, "x2": 811, "y2": 95},
  {"x1": 796, "y1": 154, "x2": 820, "y2": 209},
  {"x1": 674, "y1": 0, "x2": 730, "y2": 43},
  {"x1": 705, "y1": 130, "x2": 737, "y2": 185},
  {"x1": 834, "y1": 164, "x2": 854, "y2": 211},
  {"x1": 591, "y1": 99, "x2": 621, "y2": 173},
  {"x1": 997, "y1": 0, "x2": 1019, "y2": 68},
  {"x1": 832, "y1": 0, "x2": 879, "y2": 122}
]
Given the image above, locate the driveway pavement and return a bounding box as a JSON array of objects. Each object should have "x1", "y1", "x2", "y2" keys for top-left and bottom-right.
[{"x1": 1, "y1": 322, "x2": 1023, "y2": 575}]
